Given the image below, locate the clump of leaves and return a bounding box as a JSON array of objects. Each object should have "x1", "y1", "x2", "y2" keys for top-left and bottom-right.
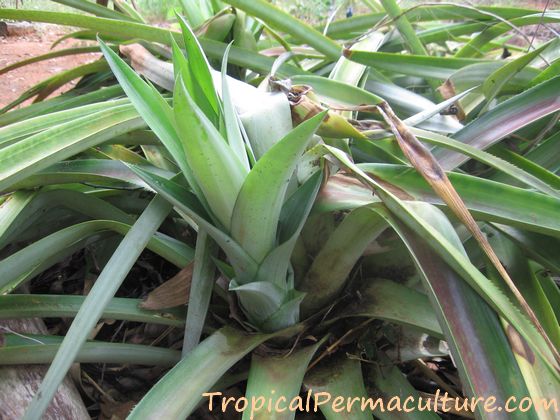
[{"x1": 0, "y1": 0, "x2": 559, "y2": 418}]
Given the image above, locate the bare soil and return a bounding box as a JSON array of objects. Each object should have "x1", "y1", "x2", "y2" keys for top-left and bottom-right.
[{"x1": 0, "y1": 26, "x2": 101, "y2": 109}]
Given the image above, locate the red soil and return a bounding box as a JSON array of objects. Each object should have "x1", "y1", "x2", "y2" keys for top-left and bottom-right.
[{"x1": 0, "y1": 26, "x2": 101, "y2": 109}]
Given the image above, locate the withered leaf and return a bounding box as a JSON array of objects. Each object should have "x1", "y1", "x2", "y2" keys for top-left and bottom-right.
[{"x1": 140, "y1": 263, "x2": 193, "y2": 310}]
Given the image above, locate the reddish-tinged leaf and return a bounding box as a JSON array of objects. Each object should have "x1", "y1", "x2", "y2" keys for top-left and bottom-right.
[
  {"x1": 435, "y1": 76, "x2": 560, "y2": 170},
  {"x1": 377, "y1": 101, "x2": 560, "y2": 367}
]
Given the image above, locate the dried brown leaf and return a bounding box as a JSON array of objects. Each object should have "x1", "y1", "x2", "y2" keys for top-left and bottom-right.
[{"x1": 140, "y1": 263, "x2": 193, "y2": 310}]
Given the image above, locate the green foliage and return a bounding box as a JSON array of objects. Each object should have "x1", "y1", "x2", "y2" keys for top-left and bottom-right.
[{"x1": 0, "y1": 0, "x2": 559, "y2": 418}]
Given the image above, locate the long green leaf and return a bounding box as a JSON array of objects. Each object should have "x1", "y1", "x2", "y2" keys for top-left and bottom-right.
[
  {"x1": 374, "y1": 206, "x2": 534, "y2": 419},
  {"x1": 231, "y1": 112, "x2": 326, "y2": 263},
  {"x1": 129, "y1": 326, "x2": 271, "y2": 419},
  {"x1": 0, "y1": 60, "x2": 109, "y2": 113},
  {"x1": 0, "y1": 295, "x2": 185, "y2": 327},
  {"x1": 224, "y1": 0, "x2": 341, "y2": 59},
  {"x1": 380, "y1": 0, "x2": 427, "y2": 55},
  {"x1": 0, "y1": 219, "x2": 192, "y2": 293},
  {"x1": 412, "y1": 128, "x2": 560, "y2": 197},
  {"x1": 176, "y1": 14, "x2": 221, "y2": 122},
  {"x1": 456, "y1": 13, "x2": 560, "y2": 58},
  {"x1": 304, "y1": 356, "x2": 373, "y2": 420},
  {"x1": 358, "y1": 163, "x2": 560, "y2": 236},
  {"x1": 0, "y1": 105, "x2": 143, "y2": 192},
  {"x1": 0, "y1": 46, "x2": 106, "y2": 77},
  {"x1": 344, "y1": 50, "x2": 484, "y2": 80},
  {"x1": 23, "y1": 195, "x2": 172, "y2": 419},
  {"x1": 243, "y1": 341, "x2": 323, "y2": 420},
  {"x1": 98, "y1": 39, "x2": 202, "y2": 196},
  {"x1": 0, "y1": 85, "x2": 123, "y2": 128},
  {"x1": 324, "y1": 5, "x2": 537, "y2": 39},
  {"x1": 435, "y1": 77, "x2": 560, "y2": 170},
  {"x1": 0, "y1": 339, "x2": 180, "y2": 367},
  {"x1": 335, "y1": 277, "x2": 443, "y2": 338},
  {"x1": 52, "y1": 0, "x2": 134, "y2": 20},
  {"x1": 0, "y1": 188, "x2": 134, "y2": 248},
  {"x1": 127, "y1": 164, "x2": 259, "y2": 281},
  {"x1": 221, "y1": 43, "x2": 250, "y2": 171},
  {"x1": 482, "y1": 42, "x2": 550, "y2": 110},
  {"x1": 300, "y1": 206, "x2": 387, "y2": 316},
  {"x1": 0, "y1": 99, "x2": 130, "y2": 148},
  {"x1": 490, "y1": 145, "x2": 560, "y2": 191},
  {"x1": 364, "y1": 79, "x2": 462, "y2": 132},
  {"x1": 492, "y1": 224, "x2": 560, "y2": 273},
  {"x1": 9, "y1": 159, "x2": 173, "y2": 191},
  {"x1": 291, "y1": 75, "x2": 384, "y2": 107},
  {"x1": 256, "y1": 171, "x2": 323, "y2": 289},
  {"x1": 487, "y1": 229, "x2": 560, "y2": 347},
  {"x1": 443, "y1": 61, "x2": 538, "y2": 94},
  {"x1": 0, "y1": 191, "x2": 36, "y2": 243},
  {"x1": 182, "y1": 231, "x2": 218, "y2": 355},
  {"x1": 174, "y1": 75, "x2": 247, "y2": 229}
]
